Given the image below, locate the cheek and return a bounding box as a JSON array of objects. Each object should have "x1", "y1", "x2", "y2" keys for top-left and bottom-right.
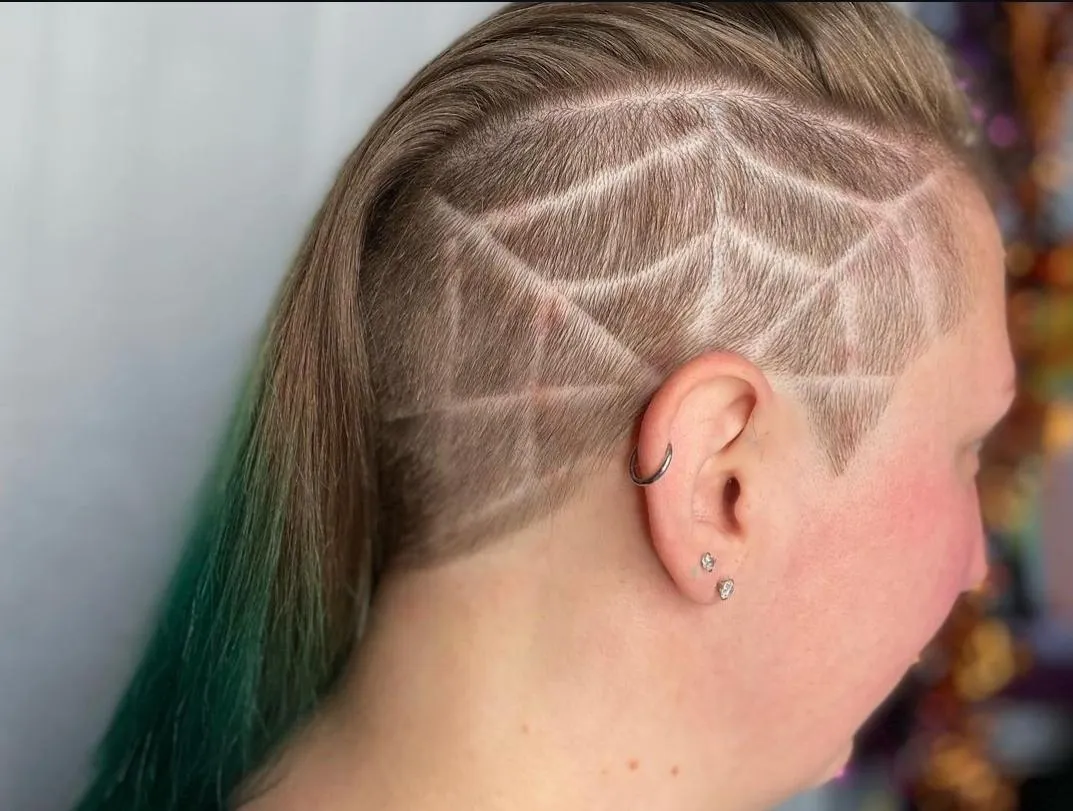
[
  {"x1": 820, "y1": 464, "x2": 981, "y2": 659},
  {"x1": 778, "y1": 466, "x2": 980, "y2": 694},
  {"x1": 734, "y1": 459, "x2": 986, "y2": 767},
  {"x1": 886, "y1": 468, "x2": 982, "y2": 627}
]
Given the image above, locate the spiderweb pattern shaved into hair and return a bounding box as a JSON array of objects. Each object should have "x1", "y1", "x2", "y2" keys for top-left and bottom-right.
[
  {"x1": 367, "y1": 73, "x2": 975, "y2": 557},
  {"x1": 75, "y1": 6, "x2": 989, "y2": 810}
]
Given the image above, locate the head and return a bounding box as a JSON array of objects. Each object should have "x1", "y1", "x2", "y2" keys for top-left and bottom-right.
[
  {"x1": 346, "y1": 2, "x2": 1012, "y2": 803},
  {"x1": 77, "y1": 4, "x2": 1016, "y2": 811}
]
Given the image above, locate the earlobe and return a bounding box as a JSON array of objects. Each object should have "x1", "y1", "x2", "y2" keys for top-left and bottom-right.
[{"x1": 690, "y1": 467, "x2": 748, "y2": 603}]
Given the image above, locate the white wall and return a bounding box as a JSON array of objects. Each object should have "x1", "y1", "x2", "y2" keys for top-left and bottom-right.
[
  {"x1": 0, "y1": 4, "x2": 832, "y2": 810},
  {"x1": 0, "y1": 4, "x2": 497, "y2": 808}
]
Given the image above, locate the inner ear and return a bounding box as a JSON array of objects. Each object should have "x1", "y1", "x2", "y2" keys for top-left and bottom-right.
[
  {"x1": 723, "y1": 475, "x2": 742, "y2": 532},
  {"x1": 692, "y1": 458, "x2": 742, "y2": 534}
]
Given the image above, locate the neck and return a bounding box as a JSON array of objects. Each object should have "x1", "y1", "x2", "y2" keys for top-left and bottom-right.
[{"x1": 243, "y1": 482, "x2": 755, "y2": 811}]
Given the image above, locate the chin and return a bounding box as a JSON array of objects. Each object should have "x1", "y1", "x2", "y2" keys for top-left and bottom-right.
[
  {"x1": 794, "y1": 742, "x2": 854, "y2": 794},
  {"x1": 874, "y1": 641, "x2": 928, "y2": 708},
  {"x1": 823, "y1": 744, "x2": 854, "y2": 783}
]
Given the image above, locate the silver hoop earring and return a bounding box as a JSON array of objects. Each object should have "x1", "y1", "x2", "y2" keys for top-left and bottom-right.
[
  {"x1": 629, "y1": 443, "x2": 672, "y2": 486},
  {"x1": 717, "y1": 579, "x2": 735, "y2": 601}
]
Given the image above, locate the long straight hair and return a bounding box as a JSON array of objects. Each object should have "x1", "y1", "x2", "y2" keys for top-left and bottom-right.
[
  {"x1": 73, "y1": 38, "x2": 433, "y2": 811},
  {"x1": 74, "y1": 3, "x2": 981, "y2": 809}
]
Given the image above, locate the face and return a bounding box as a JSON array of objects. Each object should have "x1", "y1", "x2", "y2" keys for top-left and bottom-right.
[{"x1": 719, "y1": 188, "x2": 1016, "y2": 802}]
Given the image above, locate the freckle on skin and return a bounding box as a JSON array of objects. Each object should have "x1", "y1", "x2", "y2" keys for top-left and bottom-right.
[
  {"x1": 671, "y1": 765, "x2": 679, "y2": 777},
  {"x1": 628, "y1": 759, "x2": 639, "y2": 771},
  {"x1": 521, "y1": 723, "x2": 529, "y2": 735}
]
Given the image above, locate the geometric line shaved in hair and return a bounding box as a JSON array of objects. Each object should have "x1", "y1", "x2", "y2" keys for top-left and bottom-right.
[
  {"x1": 361, "y1": 9, "x2": 981, "y2": 564},
  {"x1": 368, "y1": 68, "x2": 975, "y2": 559},
  {"x1": 74, "y1": 7, "x2": 990, "y2": 811}
]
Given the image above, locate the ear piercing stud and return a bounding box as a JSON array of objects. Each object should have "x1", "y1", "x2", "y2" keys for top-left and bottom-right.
[
  {"x1": 702, "y1": 554, "x2": 735, "y2": 600},
  {"x1": 717, "y1": 579, "x2": 735, "y2": 601}
]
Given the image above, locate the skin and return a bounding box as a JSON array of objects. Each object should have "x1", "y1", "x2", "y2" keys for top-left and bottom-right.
[{"x1": 243, "y1": 180, "x2": 1015, "y2": 811}]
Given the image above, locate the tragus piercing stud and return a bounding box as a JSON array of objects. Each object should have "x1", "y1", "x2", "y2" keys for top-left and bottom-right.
[
  {"x1": 716, "y1": 579, "x2": 735, "y2": 601},
  {"x1": 629, "y1": 443, "x2": 672, "y2": 486},
  {"x1": 700, "y1": 552, "x2": 716, "y2": 573}
]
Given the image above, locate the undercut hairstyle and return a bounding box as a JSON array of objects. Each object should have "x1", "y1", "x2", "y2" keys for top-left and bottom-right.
[{"x1": 75, "y1": 4, "x2": 984, "y2": 810}]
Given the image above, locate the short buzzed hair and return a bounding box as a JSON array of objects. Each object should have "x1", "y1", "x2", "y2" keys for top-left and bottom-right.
[{"x1": 351, "y1": 4, "x2": 979, "y2": 560}]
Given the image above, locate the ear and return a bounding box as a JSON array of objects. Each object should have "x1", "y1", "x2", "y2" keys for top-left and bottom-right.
[{"x1": 634, "y1": 352, "x2": 771, "y2": 605}]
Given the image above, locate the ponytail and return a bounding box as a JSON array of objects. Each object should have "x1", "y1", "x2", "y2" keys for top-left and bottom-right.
[
  {"x1": 74, "y1": 185, "x2": 378, "y2": 810},
  {"x1": 73, "y1": 14, "x2": 529, "y2": 796},
  {"x1": 73, "y1": 85, "x2": 436, "y2": 811}
]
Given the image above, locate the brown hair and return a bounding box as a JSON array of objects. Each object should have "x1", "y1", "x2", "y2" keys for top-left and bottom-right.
[
  {"x1": 75, "y1": 5, "x2": 985, "y2": 809},
  {"x1": 354, "y1": 1, "x2": 980, "y2": 566}
]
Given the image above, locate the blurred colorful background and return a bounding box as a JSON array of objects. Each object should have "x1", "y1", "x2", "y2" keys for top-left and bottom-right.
[{"x1": 827, "y1": 3, "x2": 1073, "y2": 810}]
